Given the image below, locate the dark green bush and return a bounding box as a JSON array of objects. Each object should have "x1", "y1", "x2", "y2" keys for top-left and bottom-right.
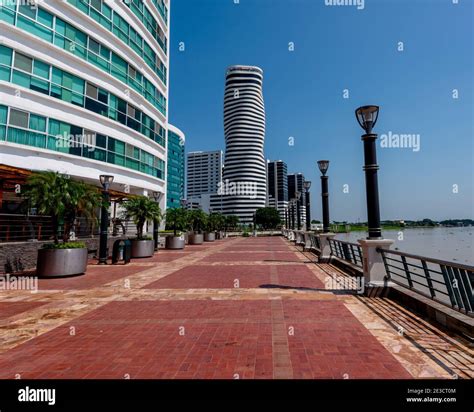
[{"x1": 42, "y1": 242, "x2": 86, "y2": 250}]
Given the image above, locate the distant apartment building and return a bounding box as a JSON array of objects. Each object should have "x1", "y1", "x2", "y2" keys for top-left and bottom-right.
[
  {"x1": 166, "y1": 124, "x2": 185, "y2": 209},
  {"x1": 288, "y1": 173, "x2": 307, "y2": 230},
  {"x1": 186, "y1": 150, "x2": 222, "y2": 212},
  {"x1": 267, "y1": 160, "x2": 288, "y2": 221}
]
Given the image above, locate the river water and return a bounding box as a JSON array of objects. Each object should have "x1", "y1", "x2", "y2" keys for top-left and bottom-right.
[{"x1": 335, "y1": 226, "x2": 474, "y2": 265}]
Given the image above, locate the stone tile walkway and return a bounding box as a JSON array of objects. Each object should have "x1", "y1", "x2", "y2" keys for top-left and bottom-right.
[{"x1": 0, "y1": 236, "x2": 471, "y2": 379}]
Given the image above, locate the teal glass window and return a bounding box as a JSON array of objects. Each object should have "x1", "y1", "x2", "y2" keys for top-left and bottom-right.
[
  {"x1": 18, "y1": 4, "x2": 36, "y2": 20},
  {"x1": 29, "y1": 114, "x2": 46, "y2": 132},
  {"x1": 0, "y1": 105, "x2": 7, "y2": 124},
  {"x1": 33, "y1": 60, "x2": 50, "y2": 79},
  {"x1": 38, "y1": 9, "x2": 54, "y2": 28}
]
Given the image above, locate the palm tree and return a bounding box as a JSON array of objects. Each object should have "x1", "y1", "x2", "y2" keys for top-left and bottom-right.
[
  {"x1": 121, "y1": 196, "x2": 162, "y2": 239},
  {"x1": 207, "y1": 212, "x2": 224, "y2": 232},
  {"x1": 24, "y1": 171, "x2": 101, "y2": 244},
  {"x1": 225, "y1": 215, "x2": 239, "y2": 232},
  {"x1": 188, "y1": 209, "x2": 208, "y2": 233},
  {"x1": 165, "y1": 208, "x2": 188, "y2": 236}
]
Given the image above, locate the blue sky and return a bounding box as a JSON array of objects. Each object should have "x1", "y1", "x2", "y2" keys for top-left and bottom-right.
[{"x1": 168, "y1": 0, "x2": 473, "y2": 222}]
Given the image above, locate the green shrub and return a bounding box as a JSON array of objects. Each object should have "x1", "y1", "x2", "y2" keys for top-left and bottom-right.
[
  {"x1": 42, "y1": 242, "x2": 86, "y2": 249},
  {"x1": 130, "y1": 236, "x2": 152, "y2": 241},
  {"x1": 242, "y1": 232, "x2": 250, "y2": 237}
]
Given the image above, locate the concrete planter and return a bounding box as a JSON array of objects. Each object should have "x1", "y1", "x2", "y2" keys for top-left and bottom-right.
[
  {"x1": 130, "y1": 239, "x2": 154, "y2": 258},
  {"x1": 165, "y1": 235, "x2": 185, "y2": 250},
  {"x1": 204, "y1": 232, "x2": 216, "y2": 242},
  {"x1": 36, "y1": 247, "x2": 88, "y2": 278},
  {"x1": 188, "y1": 233, "x2": 204, "y2": 245}
]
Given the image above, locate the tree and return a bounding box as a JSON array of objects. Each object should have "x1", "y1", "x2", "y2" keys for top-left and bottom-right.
[
  {"x1": 121, "y1": 196, "x2": 162, "y2": 239},
  {"x1": 311, "y1": 220, "x2": 321, "y2": 224},
  {"x1": 188, "y1": 209, "x2": 208, "y2": 233},
  {"x1": 24, "y1": 171, "x2": 102, "y2": 244},
  {"x1": 207, "y1": 212, "x2": 224, "y2": 232},
  {"x1": 255, "y1": 207, "x2": 281, "y2": 230},
  {"x1": 165, "y1": 208, "x2": 188, "y2": 236},
  {"x1": 224, "y1": 215, "x2": 239, "y2": 232}
]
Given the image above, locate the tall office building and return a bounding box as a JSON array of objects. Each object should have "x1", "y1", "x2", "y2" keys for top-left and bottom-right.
[
  {"x1": 267, "y1": 160, "x2": 288, "y2": 221},
  {"x1": 186, "y1": 150, "x2": 222, "y2": 197},
  {"x1": 167, "y1": 124, "x2": 185, "y2": 209},
  {"x1": 187, "y1": 150, "x2": 222, "y2": 212},
  {"x1": 288, "y1": 173, "x2": 307, "y2": 230},
  {"x1": 215, "y1": 65, "x2": 267, "y2": 224},
  {"x1": 0, "y1": 0, "x2": 170, "y2": 213}
]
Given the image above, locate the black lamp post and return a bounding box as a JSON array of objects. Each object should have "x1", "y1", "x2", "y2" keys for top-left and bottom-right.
[
  {"x1": 295, "y1": 191, "x2": 301, "y2": 230},
  {"x1": 152, "y1": 191, "x2": 162, "y2": 251},
  {"x1": 304, "y1": 180, "x2": 311, "y2": 230},
  {"x1": 317, "y1": 161, "x2": 330, "y2": 233},
  {"x1": 289, "y1": 200, "x2": 295, "y2": 230},
  {"x1": 355, "y1": 105, "x2": 382, "y2": 239},
  {"x1": 98, "y1": 175, "x2": 114, "y2": 264},
  {"x1": 285, "y1": 205, "x2": 288, "y2": 229}
]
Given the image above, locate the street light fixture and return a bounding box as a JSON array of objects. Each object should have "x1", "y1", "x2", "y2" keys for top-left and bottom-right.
[
  {"x1": 317, "y1": 161, "x2": 330, "y2": 233},
  {"x1": 355, "y1": 105, "x2": 379, "y2": 135},
  {"x1": 355, "y1": 105, "x2": 382, "y2": 239},
  {"x1": 317, "y1": 160, "x2": 329, "y2": 176},
  {"x1": 98, "y1": 175, "x2": 114, "y2": 264},
  {"x1": 152, "y1": 191, "x2": 162, "y2": 251}
]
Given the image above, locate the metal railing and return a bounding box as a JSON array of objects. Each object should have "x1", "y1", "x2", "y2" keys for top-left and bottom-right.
[
  {"x1": 309, "y1": 233, "x2": 321, "y2": 250},
  {"x1": 0, "y1": 214, "x2": 99, "y2": 242},
  {"x1": 329, "y1": 238, "x2": 363, "y2": 268},
  {"x1": 378, "y1": 248, "x2": 474, "y2": 315}
]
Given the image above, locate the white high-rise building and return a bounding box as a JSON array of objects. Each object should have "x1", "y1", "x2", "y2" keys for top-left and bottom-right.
[
  {"x1": 213, "y1": 65, "x2": 267, "y2": 224},
  {"x1": 0, "y1": 0, "x2": 170, "y2": 211}
]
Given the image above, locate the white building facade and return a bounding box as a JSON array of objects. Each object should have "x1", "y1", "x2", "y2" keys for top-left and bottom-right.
[
  {"x1": 0, "y1": 0, "x2": 170, "y2": 211},
  {"x1": 213, "y1": 65, "x2": 267, "y2": 224}
]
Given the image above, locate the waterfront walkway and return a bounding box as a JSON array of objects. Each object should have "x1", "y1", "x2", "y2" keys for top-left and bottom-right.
[{"x1": 0, "y1": 236, "x2": 471, "y2": 379}]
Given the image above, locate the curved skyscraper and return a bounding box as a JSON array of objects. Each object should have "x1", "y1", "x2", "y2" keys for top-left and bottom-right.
[{"x1": 217, "y1": 65, "x2": 267, "y2": 224}]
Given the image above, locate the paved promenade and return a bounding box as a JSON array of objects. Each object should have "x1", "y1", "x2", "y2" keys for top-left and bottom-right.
[{"x1": 0, "y1": 236, "x2": 471, "y2": 379}]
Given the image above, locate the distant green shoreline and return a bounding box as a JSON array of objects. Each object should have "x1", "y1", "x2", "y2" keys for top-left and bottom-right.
[{"x1": 330, "y1": 224, "x2": 473, "y2": 233}]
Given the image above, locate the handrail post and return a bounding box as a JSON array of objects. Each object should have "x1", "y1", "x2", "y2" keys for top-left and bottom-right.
[
  {"x1": 317, "y1": 232, "x2": 335, "y2": 263},
  {"x1": 358, "y1": 239, "x2": 394, "y2": 291}
]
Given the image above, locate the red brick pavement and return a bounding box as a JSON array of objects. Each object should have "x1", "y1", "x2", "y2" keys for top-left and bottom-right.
[
  {"x1": 0, "y1": 301, "x2": 47, "y2": 320},
  {"x1": 144, "y1": 264, "x2": 324, "y2": 290},
  {"x1": 36, "y1": 264, "x2": 146, "y2": 290},
  {"x1": 0, "y1": 236, "x2": 416, "y2": 379},
  {"x1": 0, "y1": 300, "x2": 410, "y2": 379},
  {"x1": 200, "y1": 252, "x2": 300, "y2": 263}
]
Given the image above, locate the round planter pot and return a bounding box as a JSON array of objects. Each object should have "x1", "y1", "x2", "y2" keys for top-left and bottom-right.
[
  {"x1": 165, "y1": 235, "x2": 185, "y2": 250},
  {"x1": 188, "y1": 233, "x2": 204, "y2": 245},
  {"x1": 204, "y1": 232, "x2": 216, "y2": 242},
  {"x1": 36, "y1": 248, "x2": 88, "y2": 278},
  {"x1": 130, "y1": 239, "x2": 154, "y2": 258}
]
